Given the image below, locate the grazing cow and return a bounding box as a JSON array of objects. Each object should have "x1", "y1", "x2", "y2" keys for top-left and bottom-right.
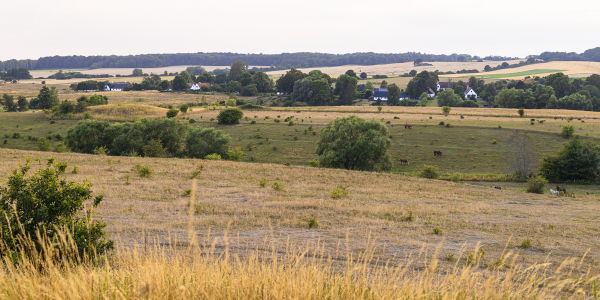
[
  {"x1": 550, "y1": 189, "x2": 559, "y2": 195},
  {"x1": 434, "y1": 151, "x2": 443, "y2": 156},
  {"x1": 400, "y1": 159, "x2": 409, "y2": 165},
  {"x1": 404, "y1": 124, "x2": 413, "y2": 129},
  {"x1": 556, "y1": 185, "x2": 566, "y2": 193},
  {"x1": 494, "y1": 186, "x2": 501, "y2": 190}
]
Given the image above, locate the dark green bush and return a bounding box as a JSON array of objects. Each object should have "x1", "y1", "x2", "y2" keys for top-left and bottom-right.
[
  {"x1": 217, "y1": 108, "x2": 244, "y2": 124},
  {"x1": 166, "y1": 108, "x2": 179, "y2": 118},
  {"x1": 419, "y1": 165, "x2": 439, "y2": 179},
  {"x1": 185, "y1": 127, "x2": 231, "y2": 159},
  {"x1": 526, "y1": 176, "x2": 548, "y2": 194}
]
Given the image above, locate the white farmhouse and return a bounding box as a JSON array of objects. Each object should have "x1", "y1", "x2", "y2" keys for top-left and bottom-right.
[
  {"x1": 437, "y1": 82, "x2": 450, "y2": 91},
  {"x1": 187, "y1": 83, "x2": 200, "y2": 90},
  {"x1": 104, "y1": 82, "x2": 132, "y2": 91},
  {"x1": 464, "y1": 87, "x2": 478, "y2": 99}
]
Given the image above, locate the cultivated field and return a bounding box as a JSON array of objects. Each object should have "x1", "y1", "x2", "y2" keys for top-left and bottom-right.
[{"x1": 448, "y1": 61, "x2": 600, "y2": 79}]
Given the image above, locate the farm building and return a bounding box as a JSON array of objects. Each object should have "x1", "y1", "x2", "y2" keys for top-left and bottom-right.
[
  {"x1": 464, "y1": 87, "x2": 478, "y2": 99},
  {"x1": 437, "y1": 82, "x2": 450, "y2": 91},
  {"x1": 104, "y1": 82, "x2": 132, "y2": 91},
  {"x1": 358, "y1": 85, "x2": 365, "y2": 92},
  {"x1": 427, "y1": 88, "x2": 435, "y2": 97},
  {"x1": 399, "y1": 92, "x2": 409, "y2": 100},
  {"x1": 373, "y1": 88, "x2": 388, "y2": 101},
  {"x1": 187, "y1": 83, "x2": 200, "y2": 90}
]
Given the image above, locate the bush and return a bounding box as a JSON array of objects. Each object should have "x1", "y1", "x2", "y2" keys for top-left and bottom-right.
[
  {"x1": 439, "y1": 121, "x2": 445, "y2": 125},
  {"x1": 330, "y1": 185, "x2": 349, "y2": 199},
  {"x1": 307, "y1": 217, "x2": 318, "y2": 228},
  {"x1": 186, "y1": 127, "x2": 231, "y2": 159},
  {"x1": 53, "y1": 142, "x2": 67, "y2": 153},
  {"x1": 432, "y1": 227, "x2": 443, "y2": 235},
  {"x1": 227, "y1": 147, "x2": 243, "y2": 161},
  {"x1": 166, "y1": 108, "x2": 179, "y2": 118},
  {"x1": 259, "y1": 179, "x2": 267, "y2": 188},
  {"x1": 36, "y1": 137, "x2": 51, "y2": 151},
  {"x1": 517, "y1": 108, "x2": 525, "y2": 117},
  {"x1": 12, "y1": 133, "x2": 20, "y2": 139},
  {"x1": 451, "y1": 173, "x2": 460, "y2": 183},
  {"x1": 445, "y1": 123, "x2": 450, "y2": 128},
  {"x1": 419, "y1": 165, "x2": 439, "y2": 179},
  {"x1": 0, "y1": 159, "x2": 113, "y2": 258},
  {"x1": 134, "y1": 164, "x2": 152, "y2": 177},
  {"x1": 308, "y1": 159, "x2": 319, "y2": 167},
  {"x1": 526, "y1": 176, "x2": 548, "y2": 194},
  {"x1": 561, "y1": 125, "x2": 574, "y2": 139},
  {"x1": 205, "y1": 153, "x2": 222, "y2": 160},
  {"x1": 189, "y1": 118, "x2": 196, "y2": 123},
  {"x1": 272, "y1": 182, "x2": 284, "y2": 191},
  {"x1": 83, "y1": 111, "x2": 92, "y2": 119},
  {"x1": 520, "y1": 239, "x2": 532, "y2": 249},
  {"x1": 217, "y1": 108, "x2": 244, "y2": 124},
  {"x1": 142, "y1": 139, "x2": 166, "y2": 157},
  {"x1": 441, "y1": 106, "x2": 451, "y2": 116},
  {"x1": 225, "y1": 98, "x2": 237, "y2": 106},
  {"x1": 492, "y1": 139, "x2": 497, "y2": 144},
  {"x1": 539, "y1": 135, "x2": 600, "y2": 182},
  {"x1": 179, "y1": 104, "x2": 188, "y2": 113}
]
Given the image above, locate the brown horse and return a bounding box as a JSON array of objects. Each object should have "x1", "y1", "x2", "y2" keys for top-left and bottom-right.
[
  {"x1": 434, "y1": 151, "x2": 443, "y2": 156},
  {"x1": 400, "y1": 159, "x2": 409, "y2": 165},
  {"x1": 404, "y1": 124, "x2": 413, "y2": 129},
  {"x1": 556, "y1": 185, "x2": 566, "y2": 193}
]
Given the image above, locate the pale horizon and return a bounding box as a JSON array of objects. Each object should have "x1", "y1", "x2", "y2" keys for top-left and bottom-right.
[{"x1": 2, "y1": 0, "x2": 599, "y2": 61}]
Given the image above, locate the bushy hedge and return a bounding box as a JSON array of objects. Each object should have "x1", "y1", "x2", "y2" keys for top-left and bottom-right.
[{"x1": 217, "y1": 108, "x2": 244, "y2": 124}]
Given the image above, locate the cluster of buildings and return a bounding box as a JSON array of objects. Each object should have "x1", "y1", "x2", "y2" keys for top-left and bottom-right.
[{"x1": 368, "y1": 82, "x2": 478, "y2": 102}]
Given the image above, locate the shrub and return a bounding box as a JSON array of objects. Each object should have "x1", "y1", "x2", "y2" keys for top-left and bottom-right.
[
  {"x1": 492, "y1": 139, "x2": 497, "y2": 144},
  {"x1": 92, "y1": 146, "x2": 108, "y2": 155},
  {"x1": 445, "y1": 123, "x2": 450, "y2": 128},
  {"x1": 186, "y1": 128, "x2": 231, "y2": 159},
  {"x1": 405, "y1": 211, "x2": 415, "y2": 221},
  {"x1": 53, "y1": 142, "x2": 66, "y2": 153},
  {"x1": 330, "y1": 185, "x2": 349, "y2": 199},
  {"x1": 498, "y1": 125, "x2": 502, "y2": 128},
  {"x1": 432, "y1": 227, "x2": 443, "y2": 235},
  {"x1": 520, "y1": 239, "x2": 532, "y2": 249},
  {"x1": 272, "y1": 146, "x2": 278, "y2": 151},
  {"x1": 272, "y1": 182, "x2": 284, "y2": 191},
  {"x1": 250, "y1": 120, "x2": 256, "y2": 124},
  {"x1": 12, "y1": 132, "x2": 21, "y2": 139},
  {"x1": 451, "y1": 173, "x2": 460, "y2": 183},
  {"x1": 227, "y1": 147, "x2": 243, "y2": 161},
  {"x1": 274, "y1": 119, "x2": 281, "y2": 123},
  {"x1": 517, "y1": 108, "x2": 524, "y2": 117},
  {"x1": 189, "y1": 165, "x2": 204, "y2": 179},
  {"x1": 142, "y1": 139, "x2": 166, "y2": 158},
  {"x1": 189, "y1": 118, "x2": 196, "y2": 123},
  {"x1": 166, "y1": 108, "x2": 179, "y2": 118},
  {"x1": 293, "y1": 136, "x2": 298, "y2": 140},
  {"x1": 205, "y1": 153, "x2": 222, "y2": 160},
  {"x1": 0, "y1": 159, "x2": 114, "y2": 258},
  {"x1": 561, "y1": 125, "x2": 574, "y2": 139},
  {"x1": 182, "y1": 190, "x2": 192, "y2": 196},
  {"x1": 259, "y1": 179, "x2": 267, "y2": 188},
  {"x1": 307, "y1": 217, "x2": 318, "y2": 228},
  {"x1": 377, "y1": 106, "x2": 382, "y2": 113},
  {"x1": 36, "y1": 137, "x2": 51, "y2": 151},
  {"x1": 439, "y1": 121, "x2": 445, "y2": 125},
  {"x1": 288, "y1": 121, "x2": 294, "y2": 126},
  {"x1": 225, "y1": 98, "x2": 237, "y2": 106},
  {"x1": 83, "y1": 111, "x2": 92, "y2": 119},
  {"x1": 217, "y1": 108, "x2": 244, "y2": 124},
  {"x1": 526, "y1": 176, "x2": 548, "y2": 194},
  {"x1": 419, "y1": 165, "x2": 439, "y2": 179},
  {"x1": 134, "y1": 164, "x2": 152, "y2": 177},
  {"x1": 308, "y1": 159, "x2": 319, "y2": 167},
  {"x1": 441, "y1": 106, "x2": 451, "y2": 116},
  {"x1": 179, "y1": 104, "x2": 188, "y2": 113}
]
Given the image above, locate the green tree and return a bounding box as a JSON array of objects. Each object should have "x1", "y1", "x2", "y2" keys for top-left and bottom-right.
[
  {"x1": 546, "y1": 93, "x2": 593, "y2": 111},
  {"x1": 380, "y1": 80, "x2": 388, "y2": 88},
  {"x1": 1, "y1": 94, "x2": 17, "y2": 112},
  {"x1": 561, "y1": 125, "x2": 574, "y2": 139},
  {"x1": 88, "y1": 94, "x2": 107, "y2": 106},
  {"x1": 360, "y1": 72, "x2": 367, "y2": 79},
  {"x1": 251, "y1": 72, "x2": 273, "y2": 93},
  {"x1": 365, "y1": 81, "x2": 374, "y2": 91},
  {"x1": 546, "y1": 73, "x2": 575, "y2": 98},
  {"x1": 420, "y1": 92, "x2": 429, "y2": 106},
  {"x1": 309, "y1": 79, "x2": 333, "y2": 106},
  {"x1": 441, "y1": 106, "x2": 451, "y2": 116},
  {"x1": 65, "y1": 120, "x2": 114, "y2": 153},
  {"x1": 0, "y1": 158, "x2": 114, "y2": 257},
  {"x1": 405, "y1": 71, "x2": 438, "y2": 98},
  {"x1": 414, "y1": 58, "x2": 423, "y2": 66},
  {"x1": 17, "y1": 96, "x2": 28, "y2": 111},
  {"x1": 291, "y1": 78, "x2": 313, "y2": 103},
  {"x1": 437, "y1": 89, "x2": 462, "y2": 107},
  {"x1": 539, "y1": 135, "x2": 600, "y2": 182},
  {"x1": 186, "y1": 127, "x2": 231, "y2": 159},
  {"x1": 387, "y1": 83, "x2": 401, "y2": 106},
  {"x1": 334, "y1": 74, "x2": 358, "y2": 105},
  {"x1": 142, "y1": 139, "x2": 166, "y2": 158},
  {"x1": 229, "y1": 59, "x2": 246, "y2": 82},
  {"x1": 37, "y1": 86, "x2": 60, "y2": 109},
  {"x1": 345, "y1": 70, "x2": 357, "y2": 78},
  {"x1": 186, "y1": 66, "x2": 207, "y2": 75},
  {"x1": 276, "y1": 68, "x2": 306, "y2": 94},
  {"x1": 494, "y1": 88, "x2": 536, "y2": 108},
  {"x1": 409, "y1": 70, "x2": 417, "y2": 77},
  {"x1": 172, "y1": 75, "x2": 188, "y2": 91},
  {"x1": 132, "y1": 68, "x2": 144, "y2": 76},
  {"x1": 242, "y1": 84, "x2": 258, "y2": 96},
  {"x1": 317, "y1": 116, "x2": 392, "y2": 171},
  {"x1": 586, "y1": 74, "x2": 600, "y2": 89},
  {"x1": 240, "y1": 72, "x2": 253, "y2": 86},
  {"x1": 532, "y1": 85, "x2": 556, "y2": 109},
  {"x1": 179, "y1": 104, "x2": 188, "y2": 113},
  {"x1": 217, "y1": 108, "x2": 243, "y2": 124},
  {"x1": 226, "y1": 81, "x2": 242, "y2": 93}
]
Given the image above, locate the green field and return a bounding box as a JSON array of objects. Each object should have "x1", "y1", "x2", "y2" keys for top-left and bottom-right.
[{"x1": 474, "y1": 69, "x2": 565, "y2": 79}]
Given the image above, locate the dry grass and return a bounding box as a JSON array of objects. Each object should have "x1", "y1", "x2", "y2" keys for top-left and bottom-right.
[{"x1": 0, "y1": 148, "x2": 599, "y2": 277}]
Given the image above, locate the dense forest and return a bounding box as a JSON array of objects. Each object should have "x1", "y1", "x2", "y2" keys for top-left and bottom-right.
[
  {"x1": 537, "y1": 47, "x2": 600, "y2": 62},
  {"x1": 1, "y1": 52, "x2": 478, "y2": 71}
]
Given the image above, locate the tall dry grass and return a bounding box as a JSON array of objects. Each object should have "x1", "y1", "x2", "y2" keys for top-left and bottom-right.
[{"x1": 0, "y1": 182, "x2": 598, "y2": 299}]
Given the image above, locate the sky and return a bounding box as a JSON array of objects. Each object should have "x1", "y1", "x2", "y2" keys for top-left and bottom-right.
[{"x1": 1, "y1": 0, "x2": 599, "y2": 61}]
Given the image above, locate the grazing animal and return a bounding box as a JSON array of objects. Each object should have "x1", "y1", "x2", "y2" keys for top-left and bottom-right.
[
  {"x1": 434, "y1": 151, "x2": 443, "y2": 156},
  {"x1": 404, "y1": 124, "x2": 413, "y2": 129},
  {"x1": 550, "y1": 189, "x2": 559, "y2": 195},
  {"x1": 494, "y1": 186, "x2": 502, "y2": 190},
  {"x1": 400, "y1": 159, "x2": 409, "y2": 165},
  {"x1": 556, "y1": 185, "x2": 566, "y2": 193}
]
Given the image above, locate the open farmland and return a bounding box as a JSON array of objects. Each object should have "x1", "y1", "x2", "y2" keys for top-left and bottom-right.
[
  {"x1": 448, "y1": 61, "x2": 600, "y2": 79},
  {"x1": 475, "y1": 69, "x2": 565, "y2": 79}
]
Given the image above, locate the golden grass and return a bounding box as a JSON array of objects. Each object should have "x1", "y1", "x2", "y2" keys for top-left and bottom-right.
[
  {"x1": 0, "y1": 148, "x2": 599, "y2": 278},
  {"x1": 447, "y1": 61, "x2": 600, "y2": 79}
]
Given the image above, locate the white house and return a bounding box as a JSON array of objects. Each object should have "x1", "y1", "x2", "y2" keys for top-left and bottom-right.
[
  {"x1": 427, "y1": 88, "x2": 435, "y2": 98},
  {"x1": 437, "y1": 82, "x2": 450, "y2": 91},
  {"x1": 373, "y1": 88, "x2": 388, "y2": 101},
  {"x1": 104, "y1": 82, "x2": 132, "y2": 91},
  {"x1": 464, "y1": 87, "x2": 478, "y2": 99},
  {"x1": 187, "y1": 83, "x2": 200, "y2": 90}
]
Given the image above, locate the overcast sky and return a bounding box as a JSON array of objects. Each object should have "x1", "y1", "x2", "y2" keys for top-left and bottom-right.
[{"x1": 2, "y1": 0, "x2": 598, "y2": 61}]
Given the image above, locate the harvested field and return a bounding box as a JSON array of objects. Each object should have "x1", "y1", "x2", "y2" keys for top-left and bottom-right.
[{"x1": 448, "y1": 61, "x2": 600, "y2": 79}]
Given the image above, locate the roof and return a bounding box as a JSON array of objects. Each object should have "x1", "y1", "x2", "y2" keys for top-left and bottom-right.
[
  {"x1": 400, "y1": 92, "x2": 408, "y2": 98},
  {"x1": 358, "y1": 85, "x2": 365, "y2": 92},
  {"x1": 464, "y1": 87, "x2": 475, "y2": 95},
  {"x1": 438, "y1": 82, "x2": 450, "y2": 89},
  {"x1": 107, "y1": 82, "x2": 131, "y2": 89},
  {"x1": 187, "y1": 82, "x2": 197, "y2": 87},
  {"x1": 374, "y1": 88, "x2": 388, "y2": 98},
  {"x1": 198, "y1": 83, "x2": 211, "y2": 86},
  {"x1": 428, "y1": 88, "x2": 435, "y2": 94}
]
